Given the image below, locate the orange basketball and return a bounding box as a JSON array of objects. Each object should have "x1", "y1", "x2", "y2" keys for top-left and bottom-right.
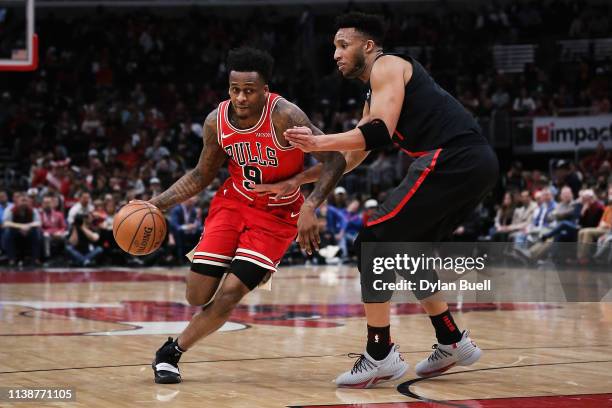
[{"x1": 113, "y1": 201, "x2": 166, "y2": 256}]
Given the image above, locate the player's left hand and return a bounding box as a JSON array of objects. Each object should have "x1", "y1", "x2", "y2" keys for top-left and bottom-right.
[
  {"x1": 296, "y1": 203, "x2": 320, "y2": 255},
  {"x1": 284, "y1": 126, "x2": 320, "y2": 152}
]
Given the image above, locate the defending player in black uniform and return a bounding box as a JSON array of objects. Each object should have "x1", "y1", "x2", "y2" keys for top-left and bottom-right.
[{"x1": 256, "y1": 12, "x2": 498, "y2": 388}]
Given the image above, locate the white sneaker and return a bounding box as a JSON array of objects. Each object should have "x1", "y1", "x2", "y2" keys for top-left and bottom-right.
[
  {"x1": 415, "y1": 330, "x2": 481, "y2": 378},
  {"x1": 335, "y1": 344, "x2": 409, "y2": 388}
]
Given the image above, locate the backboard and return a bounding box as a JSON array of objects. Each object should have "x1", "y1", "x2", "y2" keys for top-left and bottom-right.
[{"x1": 0, "y1": 0, "x2": 37, "y2": 71}]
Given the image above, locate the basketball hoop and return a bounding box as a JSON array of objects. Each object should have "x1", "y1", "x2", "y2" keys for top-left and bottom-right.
[
  {"x1": 0, "y1": 0, "x2": 38, "y2": 72},
  {"x1": 0, "y1": 34, "x2": 39, "y2": 72}
]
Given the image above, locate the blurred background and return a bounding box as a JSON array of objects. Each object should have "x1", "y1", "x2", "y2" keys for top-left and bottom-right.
[{"x1": 0, "y1": 0, "x2": 611, "y2": 269}]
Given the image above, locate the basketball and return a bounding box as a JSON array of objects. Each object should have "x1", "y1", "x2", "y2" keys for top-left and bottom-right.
[{"x1": 113, "y1": 201, "x2": 166, "y2": 256}]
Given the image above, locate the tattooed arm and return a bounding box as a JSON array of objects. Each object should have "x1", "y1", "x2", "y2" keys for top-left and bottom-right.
[
  {"x1": 253, "y1": 104, "x2": 371, "y2": 198},
  {"x1": 272, "y1": 99, "x2": 347, "y2": 253},
  {"x1": 149, "y1": 110, "x2": 226, "y2": 211}
]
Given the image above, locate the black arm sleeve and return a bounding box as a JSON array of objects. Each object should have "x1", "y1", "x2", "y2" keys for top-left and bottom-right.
[{"x1": 358, "y1": 119, "x2": 393, "y2": 151}]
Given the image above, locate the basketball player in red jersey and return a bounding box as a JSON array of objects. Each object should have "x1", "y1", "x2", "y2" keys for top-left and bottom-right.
[{"x1": 147, "y1": 47, "x2": 346, "y2": 384}]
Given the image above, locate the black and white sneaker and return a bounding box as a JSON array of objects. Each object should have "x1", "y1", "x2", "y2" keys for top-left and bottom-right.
[
  {"x1": 152, "y1": 337, "x2": 183, "y2": 384},
  {"x1": 334, "y1": 344, "x2": 409, "y2": 388},
  {"x1": 415, "y1": 330, "x2": 482, "y2": 378}
]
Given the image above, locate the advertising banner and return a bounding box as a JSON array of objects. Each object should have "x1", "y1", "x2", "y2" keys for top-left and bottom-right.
[{"x1": 533, "y1": 114, "x2": 612, "y2": 151}]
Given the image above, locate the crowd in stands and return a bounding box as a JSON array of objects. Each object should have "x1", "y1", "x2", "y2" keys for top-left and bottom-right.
[
  {"x1": 0, "y1": 1, "x2": 611, "y2": 267},
  {"x1": 475, "y1": 146, "x2": 612, "y2": 265},
  {"x1": 1, "y1": 145, "x2": 611, "y2": 266}
]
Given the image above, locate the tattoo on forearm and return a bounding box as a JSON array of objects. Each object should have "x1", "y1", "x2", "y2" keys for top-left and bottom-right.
[
  {"x1": 150, "y1": 109, "x2": 226, "y2": 211},
  {"x1": 307, "y1": 152, "x2": 346, "y2": 208},
  {"x1": 272, "y1": 99, "x2": 346, "y2": 208},
  {"x1": 150, "y1": 168, "x2": 206, "y2": 211}
]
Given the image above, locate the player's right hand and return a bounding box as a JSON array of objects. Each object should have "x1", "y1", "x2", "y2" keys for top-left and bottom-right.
[{"x1": 251, "y1": 179, "x2": 299, "y2": 200}]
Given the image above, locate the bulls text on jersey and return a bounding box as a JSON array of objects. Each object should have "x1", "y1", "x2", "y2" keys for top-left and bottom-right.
[{"x1": 223, "y1": 141, "x2": 278, "y2": 168}]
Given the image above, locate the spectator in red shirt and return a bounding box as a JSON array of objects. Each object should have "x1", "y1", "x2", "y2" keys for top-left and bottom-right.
[
  {"x1": 581, "y1": 143, "x2": 609, "y2": 175},
  {"x1": 117, "y1": 142, "x2": 141, "y2": 170},
  {"x1": 30, "y1": 157, "x2": 50, "y2": 187},
  {"x1": 577, "y1": 187, "x2": 610, "y2": 262},
  {"x1": 578, "y1": 189, "x2": 605, "y2": 229},
  {"x1": 40, "y1": 195, "x2": 67, "y2": 259}
]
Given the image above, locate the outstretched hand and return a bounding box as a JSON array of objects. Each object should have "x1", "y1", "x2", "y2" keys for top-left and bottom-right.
[{"x1": 284, "y1": 126, "x2": 320, "y2": 153}]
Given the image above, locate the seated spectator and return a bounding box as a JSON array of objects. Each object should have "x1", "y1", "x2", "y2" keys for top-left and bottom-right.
[
  {"x1": 512, "y1": 88, "x2": 536, "y2": 115},
  {"x1": 507, "y1": 190, "x2": 539, "y2": 238},
  {"x1": 40, "y1": 195, "x2": 67, "y2": 259},
  {"x1": 99, "y1": 198, "x2": 116, "y2": 233},
  {"x1": 594, "y1": 185, "x2": 612, "y2": 262},
  {"x1": 1, "y1": 194, "x2": 42, "y2": 266},
  {"x1": 527, "y1": 186, "x2": 580, "y2": 261},
  {"x1": 337, "y1": 199, "x2": 363, "y2": 260},
  {"x1": 26, "y1": 188, "x2": 40, "y2": 209},
  {"x1": 540, "y1": 186, "x2": 581, "y2": 242},
  {"x1": 91, "y1": 198, "x2": 107, "y2": 226},
  {"x1": 362, "y1": 199, "x2": 378, "y2": 225},
  {"x1": 65, "y1": 213, "x2": 103, "y2": 267},
  {"x1": 514, "y1": 188, "x2": 556, "y2": 250},
  {"x1": 577, "y1": 187, "x2": 611, "y2": 263},
  {"x1": 0, "y1": 190, "x2": 12, "y2": 255},
  {"x1": 330, "y1": 186, "x2": 348, "y2": 209},
  {"x1": 67, "y1": 191, "x2": 94, "y2": 226},
  {"x1": 169, "y1": 196, "x2": 202, "y2": 262},
  {"x1": 326, "y1": 187, "x2": 349, "y2": 236},
  {"x1": 489, "y1": 192, "x2": 516, "y2": 241}
]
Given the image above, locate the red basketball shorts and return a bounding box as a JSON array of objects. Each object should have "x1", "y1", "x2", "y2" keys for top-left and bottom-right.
[{"x1": 190, "y1": 195, "x2": 299, "y2": 278}]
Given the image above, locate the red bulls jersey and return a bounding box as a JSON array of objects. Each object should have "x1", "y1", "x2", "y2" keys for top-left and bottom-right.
[{"x1": 216, "y1": 93, "x2": 304, "y2": 209}]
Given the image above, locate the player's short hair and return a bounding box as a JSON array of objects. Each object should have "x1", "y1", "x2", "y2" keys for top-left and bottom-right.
[
  {"x1": 227, "y1": 47, "x2": 274, "y2": 83},
  {"x1": 335, "y1": 12, "x2": 385, "y2": 45}
]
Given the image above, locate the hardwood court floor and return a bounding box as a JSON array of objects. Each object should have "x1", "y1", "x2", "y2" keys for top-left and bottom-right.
[{"x1": 0, "y1": 265, "x2": 611, "y2": 407}]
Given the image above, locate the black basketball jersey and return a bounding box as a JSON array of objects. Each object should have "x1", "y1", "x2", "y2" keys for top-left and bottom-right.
[{"x1": 365, "y1": 54, "x2": 485, "y2": 154}]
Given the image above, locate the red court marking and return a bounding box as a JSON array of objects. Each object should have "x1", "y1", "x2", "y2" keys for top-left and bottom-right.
[
  {"x1": 0, "y1": 270, "x2": 184, "y2": 284},
  {"x1": 0, "y1": 268, "x2": 560, "y2": 335},
  {"x1": 11, "y1": 301, "x2": 558, "y2": 336},
  {"x1": 294, "y1": 393, "x2": 612, "y2": 407}
]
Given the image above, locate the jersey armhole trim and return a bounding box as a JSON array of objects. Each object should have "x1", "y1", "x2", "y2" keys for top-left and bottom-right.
[
  {"x1": 216, "y1": 102, "x2": 224, "y2": 146},
  {"x1": 270, "y1": 97, "x2": 297, "y2": 152}
]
